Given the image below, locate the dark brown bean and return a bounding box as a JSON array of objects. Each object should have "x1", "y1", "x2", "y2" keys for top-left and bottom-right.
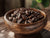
[
  {"x1": 9, "y1": 17, "x2": 13, "y2": 21},
  {"x1": 22, "y1": 15, "x2": 27, "y2": 20},
  {"x1": 17, "y1": 19, "x2": 22, "y2": 24},
  {"x1": 12, "y1": 17, "x2": 16, "y2": 23}
]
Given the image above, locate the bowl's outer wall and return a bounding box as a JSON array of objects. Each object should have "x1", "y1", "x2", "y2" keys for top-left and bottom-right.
[{"x1": 4, "y1": 16, "x2": 47, "y2": 34}]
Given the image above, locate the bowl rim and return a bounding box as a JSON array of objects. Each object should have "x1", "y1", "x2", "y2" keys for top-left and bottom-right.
[{"x1": 4, "y1": 8, "x2": 47, "y2": 26}]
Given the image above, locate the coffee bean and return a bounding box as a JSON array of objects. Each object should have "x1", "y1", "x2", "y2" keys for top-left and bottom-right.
[
  {"x1": 20, "y1": 8, "x2": 23, "y2": 11},
  {"x1": 17, "y1": 19, "x2": 22, "y2": 24},
  {"x1": 25, "y1": 20, "x2": 28, "y2": 24},
  {"x1": 28, "y1": 19, "x2": 32, "y2": 23},
  {"x1": 39, "y1": 15, "x2": 44, "y2": 19},
  {"x1": 14, "y1": 11, "x2": 17, "y2": 14},
  {"x1": 37, "y1": 12, "x2": 40, "y2": 15},
  {"x1": 27, "y1": 18, "x2": 29, "y2": 20},
  {"x1": 22, "y1": 12, "x2": 26, "y2": 15},
  {"x1": 11, "y1": 14, "x2": 14, "y2": 17},
  {"x1": 12, "y1": 17, "x2": 16, "y2": 22},
  {"x1": 28, "y1": 11, "x2": 31, "y2": 16},
  {"x1": 36, "y1": 15, "x2": 40, "y2": 18},
  {"x1": 25, "y1": 11, "x2": 28, "y2": 15},
  {"x1": 16, "y1": 13, "x2": 21, "y2": 19},
  {"x1": 28, "y1": 14, "x2": 34, "y2": 19},
  {"x1": 9, "y1": 17, "x2": 13, "y2": 21},
  {"x1": 32, "y1": 18, "x2": 35, "y2": 21},
  {"x1": 34, "y1": 17, "x2": 38, "y2": 22},
  {"x1": 31, "y1": 10, "x2": 34, "y2": 13},
  {"x1": 16, "y1": 17, "x2": 18, "y2": 19},
  {"x1": 22, "y1": 15, "x2": 27, "y2": 20},
  {"x1": 11, "y1": 14, "x2": 16, "y2": 17}
]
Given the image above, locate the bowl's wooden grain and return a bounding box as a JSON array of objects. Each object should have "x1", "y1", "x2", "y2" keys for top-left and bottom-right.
[{"x1": 4, "y1": 8, "x2": 47, "y2": 34}]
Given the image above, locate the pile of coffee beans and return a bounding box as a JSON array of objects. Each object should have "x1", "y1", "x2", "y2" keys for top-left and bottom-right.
[{"x1": 8, "y1": 8, "x2": 44, "y2": 24}]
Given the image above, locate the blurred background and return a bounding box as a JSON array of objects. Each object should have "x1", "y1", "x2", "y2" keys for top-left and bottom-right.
[
  {"x1": 0, "y1": 0, "x2": 50, "y2": 16},
  {"x1": 0, "y1": 0, "x2": 50, "y2": 38}
]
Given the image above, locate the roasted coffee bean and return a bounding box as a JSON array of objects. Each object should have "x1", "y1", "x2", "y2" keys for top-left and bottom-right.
[
  {"x1": 37, "y1": 15, "x2": 40, "y2": 18},
  {"x1": 27, "y1": 18, "x2": 29, "y2": 20},
  {"x1": 25, "y1": 11, "x2": 29, "y2": 15},
  {"x1": 28, "y1": 16, "x2": 32, "y2": 19},
  {"x1": 28, "y1": 19, "x2": 32, "y2": 23},
  {"x1": 28, "y1": 11, "x2": 31, "y2": 16},
  {"x1": 16, "y1": 17, "x2": 18, "y2": 19},
  {"x1": 25, "y1": 21, "x2": 27, "y2": 24},
  {"x1": 14, "y1": 11, "x2": 17, "y2": 14},
  {"x1": 37, "y1": 12, "x2": 40, "y2": 15},
  {"x1": 25, "y1": 20, "x2": 28, "y2": 24},
  {"x1": 34, "y1": 17, "x2": 38, "y2": 22},
  {"x1": 28, "y1": 14, "x2": 34, "y2": 19},
  {"x1": 12, "y1": 17, "x2": 16, "y2": 22},
  {"x1": 17, "y1": 19, "x2": 22, "y2": 24},
  {"x1": 34, "y1": 11, "x2": 38, "y2": 14},
  {"x1": 39, "y1": 15, "x2": 44, "y2": 19},
  {"x1": 23, "y1": 8, "x2": 26, "y2": 11},
  {"x1": 22, "y1": 15, "x2": 27, "y2": 20},
  {"x1": 16, "y1": 13, "x2": 21, "y2": 19},
  {"x1": 21, "y1": 20, "x2": 25, "y2": 23},
  {"x1": 22, "y1": 12, "x2": 26, "y2": 15},
  {"x1": 18, "y1": 13, "x2": 21, "y2": 19},
  {"x1": 20, "y1": 8, "x2": 23, "y2": 11},
  {"x1": 11, "y1": 14, "x2": 16, "y2": 17},
  {"x1": 32, "y1": 18, "x2": 35, "y2": 21},
  {"x1": 11, "y1": 14, "x2": 14, "y2": 17},
  {"x1": 9, "y1": 17, "x2": 13, "y2": 21},
  {"x1": 31, "y1": 10, "x2": 34, "y2": 14}
]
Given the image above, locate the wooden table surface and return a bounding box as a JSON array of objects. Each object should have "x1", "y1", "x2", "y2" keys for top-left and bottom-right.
[{"x1": 0, "y1": 9, "x2": 50, "y2": 38}]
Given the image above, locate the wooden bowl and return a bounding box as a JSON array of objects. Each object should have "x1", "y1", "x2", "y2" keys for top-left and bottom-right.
[{"x1": 4, "y1": 8, "x2": 47, "y2": 34}]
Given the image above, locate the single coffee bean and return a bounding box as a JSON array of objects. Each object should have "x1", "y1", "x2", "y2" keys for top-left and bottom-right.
[
  {"x1": 9, "y1": 17, "x2": 13, "y2": 21},
  {"x1": 12, "y1": 17, "x2": 16, "y2": 23},
  {"x1": 34, "y1": 11, "x2": 38, "y2": 14},
  {"x1": 17, "y1": 19, "x2": 22, "y2": 24},
  {"x1": 34, "y1": 17, "x2": 38, "y2": 22},
  {"x1": 22, "y1": 12, "x2": 26, "y2": 15},
  {"x1": 25, "y1": 20, "x2": 28, "y2": 24},
  {"x1": 16, "y1": 13, "x2": 21, "y2": 19},
  {"x1": 26, "y1": 18, "x2": 29, "y2": 20},
  {"x1": 28, "y1": 11, "x2": 31, "y2": 16},
  {"x1": 11, "y1": 14, "x2": 14, "y2": 17},
  {"x1": 31, "y1": 10, "x2": 33, "y2": 13},
  {"x1": 37, "y1": 12, "x2": 40, "y2": 15},
  {"x1": 14, "y1": 11, "x2": 17, "y2": 15},
  {"x1": 16, "y1": 17, "x2": 18, "y2": 19},
  {"x1": 20, "y1": 8, "x2": 23, "y2": 11},
  {"x1": 39, "y1": 15, "x2": 44, "y2": 19},
  {"x1": 11, "y1": 14, "x2": 16, "y2": 17},
  {"x1": 28, "y1": 19, "x2": 32, "y2": 23},
  {"x1": 25, "y1": 10, "x2": 28, "y2": 15},
  {"x1": 37, "y1": 15, "x2": 40, "y2": 18},
  {"x1": 22, "y1": 15, "x2": 27, "y2": 20},
  {"x1": 28, "y1": 14, "x2": 34, "y2": 19},
  {"x1": 32, "y1": 18, "x2": 35, "y2": 21},
  {"x1": 18, "y1": 13, "x2": 21, "y2": 19}
]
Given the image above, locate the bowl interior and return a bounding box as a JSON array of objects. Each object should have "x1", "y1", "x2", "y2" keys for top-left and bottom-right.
[{"x1": 4, "y1": 8, "x2": 46, "y2": 26}]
